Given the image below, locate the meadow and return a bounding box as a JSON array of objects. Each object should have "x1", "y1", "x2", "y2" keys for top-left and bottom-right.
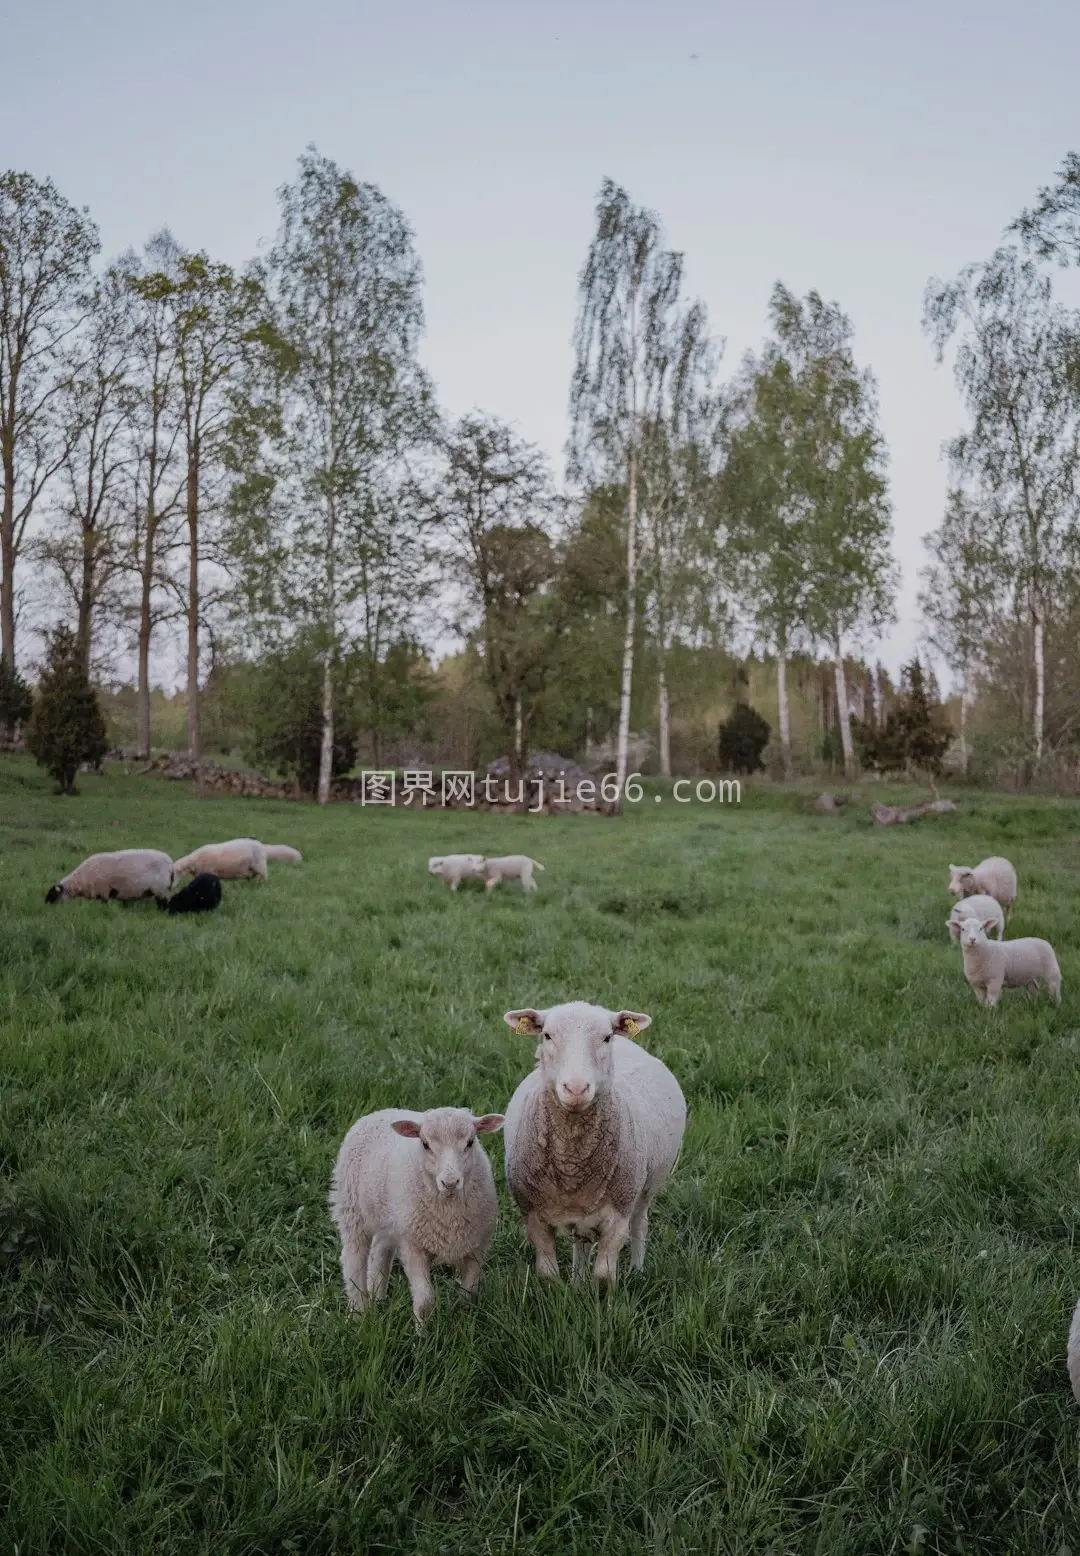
[{"x1": 2, "y1": 756, "x2": 1080, "y2": 1554}]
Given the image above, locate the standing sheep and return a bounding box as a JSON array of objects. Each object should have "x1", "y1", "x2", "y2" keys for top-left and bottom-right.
[
  {"x1": 956, "y1": 916, "x2": 1061, "y2": 1006},
  {"x1": 502, "y1": 1001, "x2": 686, "y2": 1289},
  {"x1": 1068, "y1": 1295, "x2": 1080, "y2": 1404},
  {"x1": 946, "y1": 894, "x2": 1005, "y2": 944},
  {"x1": 329, "y1": 1106, "x2": 505, "y2": 1322},
  {"x1": 45, "y1": 849, "x2": 175, "y2": 905},
  {"x1": 428, "y1": 855, "x2": 485, "y2": 890},
  {"x1": 948, "y1": 857, "x2": 1018, "y2": 921},
  {"x1": 173, "y1": 839, "x2": 302, "y2": 881},
  {"x1": 481, "y1": 856, "x2": 544, "y2": 893}
]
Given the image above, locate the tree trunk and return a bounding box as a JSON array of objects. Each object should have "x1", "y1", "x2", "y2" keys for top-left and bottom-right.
[
  {"x1": 185, "y1": 443, "x2": 200, "y2": 763},
  {"x1": 317, "y1": 648, "x2": 334, "y2": 805},
  {"x1": 1, "y1": 447, "x2": 15, "y2": 672},
  {"x1": 658, "y1": 659, "x2": 671, "y2": 778},
  {"x1": 614, "y1": 443, "x2": 638, "y2": 813},
  {"x1": 871, "y1": 663, "x2": 883, "y2": 729},
  {"x1": 958, "y1": 663, "x2": 970, "y2": 777},
  {"x1": 833, "y1": 641, "x2": 855, "y2": 778},
  {"x1": 76, "y1": 535, "x2": 94, "y2": 675},
  {"x1": 514, "y1": 692, "x2": 523, "y2": 759},
  {"x1": 777, "y1": 650, "x2": 792, "y2": 779},
  {"x1": 1032, "y1": 599, "x2": 1044, "y2": 764},
  {"x1": 584, "y1": 706, "x2": 594, "y2": 763}
]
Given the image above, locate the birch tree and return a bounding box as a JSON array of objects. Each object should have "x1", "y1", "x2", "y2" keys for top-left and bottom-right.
[
  {"x1": 569, "y1": 179, "x2": 691, "y2": 807},
  {"x1": 0, "y1": 171, "x2": 98, "y2": 669},
  {"x1": 924, "y1": 247, "x2": 1080, "y2": 763}
]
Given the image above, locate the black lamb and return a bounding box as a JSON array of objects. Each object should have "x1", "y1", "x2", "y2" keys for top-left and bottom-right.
[{"x1": 160, "y1": 872, "x2": 223, "y2": 915}]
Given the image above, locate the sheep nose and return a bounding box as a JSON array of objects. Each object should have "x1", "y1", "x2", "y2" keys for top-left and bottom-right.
[
  {"x1": 559, "y1": 1079, "x2": 593, "y2": 1108},
  {"x1": 437, "y1": 1173, "x2": 462, "y2": 1195}
]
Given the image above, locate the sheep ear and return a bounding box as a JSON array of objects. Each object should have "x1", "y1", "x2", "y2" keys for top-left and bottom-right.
[
  {"x1": 611, "y1": 1010, "x2": 651, "y2": 1037},
  {"x1": 504, "y1": 1009, "x2": 544, "y2": 1035},
  {"x1": 391, "y1": 1119, "x2": 422, "y2": 1138},
  {"x1": 473, "y1": 1114, "x2": 505, "y2": 1134},
  {"x1": 982, "y1": 918, "x2": 997, "y2": 931}
]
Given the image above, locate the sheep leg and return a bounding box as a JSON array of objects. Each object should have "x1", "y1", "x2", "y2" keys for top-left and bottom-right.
[
  {"x1": 571, "y1": 1238, "x2": 593, "y2": 1282},
  {"x1": 994, "y1": 923, "x2": 1005, "y2": 941},
  {"x1": 340, "y1": 1225, "x2": 372, "y2": 1309},
  {"x1": 525, "y1": 1212, "x2": 559, "y2": 1280},
  {"x1": 1050, "y1": 977, "x2": 1062, "y2": 1005},
  {"x1": 594, "y1": 1212, "x2": 631, "y2": 1290},
  {"x1": 398, "y1": 1242, "x2": 436, "y2": 1322},
  {"x1": 455, "y1": 1253, "x2": 484, "y2": 1300},
  {"x1": 485, "y1": 877, "x2": 498, "y2": 893},
  {"x1": 629, "y1": 1197, "x2": 652, "y2": 1272},
  {"x1": 367, "y1": 1233, "x2": 395, "y2": 1300},
  {"x1": 984, "y1": 981, "x2": 1002, "y2": 1008}
]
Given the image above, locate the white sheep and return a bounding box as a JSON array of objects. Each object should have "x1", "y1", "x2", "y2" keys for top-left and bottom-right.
[
  {"x1": 427, "y1": 854, "x2": 485, "y2": 890},
  {"x1": 45, "y1": 849, "x2": 175, "y2": 905},
  {"x1": 173, "y1": 838, "x2": 302, "y2": 881},
  {"x1": 502, "y1": 1001, "x2": 686, "y2": 1288},
  {"x1": 948, "y1": 857, "x2": 1018, "y2": 921},
  {"x1": 481, "y1": 855, "x2": 544, "y2": 893},
  {"x1": 1068, "y1": 1295, "x2": 1080, "y2": 1404},
  {"x1": 329, "y1": 1106, "x2": 504, "y2": 1322},
  {"x1": 946, "y1": 894, "x2": 1005, "y2": 944},
  {"x1": 956, "y1": 915, "x2": 1061, "y2": 1006}
]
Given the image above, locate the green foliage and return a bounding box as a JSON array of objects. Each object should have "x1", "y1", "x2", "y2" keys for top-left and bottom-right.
[
  {"x1": 0, "y1": 657, "x2": 32, "y2": 736},
  {"x1": 717, "y1": 702, "x2": 771, "y2": 773},
  {"x1": 855, "y1": 658, "x2": 954, "y2": 779},
  {"x1": 25, "y1": 626, "x2": 108, "y2": 793}
]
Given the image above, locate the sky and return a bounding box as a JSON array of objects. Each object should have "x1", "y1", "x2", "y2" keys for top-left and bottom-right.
[{"x1": 4, "y1": 0, "x2": 1080, "y2": 683}]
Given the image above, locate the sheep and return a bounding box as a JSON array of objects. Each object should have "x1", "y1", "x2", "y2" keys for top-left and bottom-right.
[
  {"x1": 956, "y1": 915, "x2": 1061, "y2": 1007},
  {"x1": 329, "y1": 1106, "x2": 505, "y2": 1322},
  {"x1": 948, "y1": 857, "x2": 1018, "y2": 921},
  {"x1": 159, "y1": 872, "x2": 222, "y2": 915},
  {"x1": 45, "y1": 849, "x2": 175, "y2": 905},
  {"x1": 172, "y1": 839, "x2": 302, "y2": 882},
  {"x1": 481, "y1": 855, "x2": 544, "y2": 893},
  {"x1": 946, "y1": 893, "x2": 1005, "y2": 944},
  {"x1": 501, "y1": 1001, "x2": 686, "y2": 1288},
  {"x1": 427, "y1": 854, "x2": 485, "y2": 891},
  {"x1": 1068, "y1": 1295, "x2": 1080, "y2": 1404}
]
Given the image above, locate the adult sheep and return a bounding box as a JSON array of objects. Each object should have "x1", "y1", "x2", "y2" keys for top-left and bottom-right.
[
  {"x1": 946, "y1": 894, "x2": 1005, "y2": 944},
  {"x1": 502, "y1": 1001, "x2": 686, "y2": 1289},
  {"x1": 948, "y1": 857, "x2": 1017, "y2": 921},
  {"x1": 173, "y1": 838, "x2": 301, "y2": 881},
  {"x1": 45, "y1": 849, "x2": 175, "y2": 905}
]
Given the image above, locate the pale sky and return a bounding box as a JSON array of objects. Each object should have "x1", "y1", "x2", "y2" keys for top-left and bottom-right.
[{"x1": 4, "y1": 0, "x2": 1079, "y2": 682}]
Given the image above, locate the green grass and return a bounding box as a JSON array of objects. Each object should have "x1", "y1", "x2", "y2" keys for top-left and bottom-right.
[{"x1": 3, "y1": 757, "x2": 1080, "y2": 1554}]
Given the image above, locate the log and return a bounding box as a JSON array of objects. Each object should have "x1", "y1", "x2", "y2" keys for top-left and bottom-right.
[{"x1": 872, "y1": 798, "x2": 956, "y2": 827}]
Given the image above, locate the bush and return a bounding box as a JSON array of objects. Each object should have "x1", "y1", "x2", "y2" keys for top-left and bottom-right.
[
  {"x1": 0, "y1": 659, "x2": 33, "y2": 742},
  {"x1": 718, "y1": 704, "x2": 771, "y2": 774},
  {"x1": 26, "y1": 626, "x2": 108, "y2": 794}
]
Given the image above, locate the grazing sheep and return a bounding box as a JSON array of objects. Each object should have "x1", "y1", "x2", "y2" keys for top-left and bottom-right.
[
  {"x1": 957, "y1": 916, "x2": 1061, "y2": 1006},
  {"x1": 481, "y1": 855, "x2": 544, "y2": 893},
  {"x1": 948, "y1": 857, "x2": 1018, "y2": 921},
  {"x1": 45, "y1": 849, "x2": 175, "y2": 905},
  {"x1": 427, "y1": 854, "x2": 485, "y2": 891},
  {"x1": 502, "y1": 1002, "x2": 686, "y2": 1288},
  {"x1": 173, "y1": 839, "x2": 302, "y2": 882},
  {"x1": 946, "y1": 894, "x2": 1005, "y2": 944},
  {"x1": 329, "y1": 1106, "x2": 504, "y2": 1322},
  {"x1": 160, "y1": 873, "x2": 222, "y2": 915},
  {"x1": 1068, "y1": 1295, "x2": 1080, "y2": 1404}
]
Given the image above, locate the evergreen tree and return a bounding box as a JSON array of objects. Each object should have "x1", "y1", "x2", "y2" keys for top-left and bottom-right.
[
  {"x1": 718, "y1": 704, "x2": 771, "y2": 774},
  {"x1": 855, "y1": 657, "x2": 952, "y2": 781},
  {"x1": 26, "y1": 625, "x2": 108, "y2": 794},
  {"x1": 0, "y1": 657, "x2": 32, "y2": 742}
]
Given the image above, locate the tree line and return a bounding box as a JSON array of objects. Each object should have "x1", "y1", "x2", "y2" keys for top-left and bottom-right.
[{"x1": 3, "y1": 149, "x2": 1079, "y2": 797}]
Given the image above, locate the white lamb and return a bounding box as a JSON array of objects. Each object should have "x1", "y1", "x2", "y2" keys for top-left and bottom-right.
[
  {"x1": 956, "y1": 915, "x2": 1061, "y2": 1006},
  {"x1": 481, "y1": 855, "x2": 544, "y2": 893},
  {"x1": 1068, "y1": 1295, "x2": 1080, "y2": 1404},
  {"x1": 427, "y1": 854, "x2": 485, "y2": 890},
  {"x1": 946, "y1": 894, "x2": 1005, "y2": 944},
  {"x1": 948, "y1": 857, "x2": 1018, "y2": 921},
  {"x1": 45, "y1": 849, "x2": 175, "y2": 905},
  {"x1": 329, "y1": 1106, "x2": 504, "y2": 1322},
  {"x1": 173, "y1": 838, "x2": 302, "y2": 881},
  {"x1": 502, "y1": 1001, "x2": 686, "y2": 1288}
]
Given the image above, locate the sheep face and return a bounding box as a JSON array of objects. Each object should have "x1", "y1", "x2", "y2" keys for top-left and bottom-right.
[
  {"x1": 948, "y1": 865, "x2": 976, "y2": 897},
  {"x1": 958, "y1": 917, "x2": 995, "y2": 948},
  {"x1": 391, "y1": 1107, "x2": 503, "y2": 1197},
  {"x1": 45, "y1": 884, "x2": 65, "y2": 904},
  {"x1": 504, "y1": 1001, "x2": 652, "y2": 1114},
  {"x1": 428, "y1": 857, "x2": 445, "y2": 876}
]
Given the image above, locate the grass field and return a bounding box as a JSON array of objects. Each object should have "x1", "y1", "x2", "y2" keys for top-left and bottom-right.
[{"x1": 3, "y1": 757, "x2": 1080, "y2": 1554}]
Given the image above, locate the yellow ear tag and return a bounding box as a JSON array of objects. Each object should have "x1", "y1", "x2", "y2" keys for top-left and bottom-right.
[
  {"x1": 515, "y1": 1017, "x2": 534, "y2": 1035},
  {"x1": 624, "y1": 1017, "x2": 641, "y2": 1037}
]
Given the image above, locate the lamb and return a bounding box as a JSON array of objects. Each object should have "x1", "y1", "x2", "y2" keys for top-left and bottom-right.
[
  {"x1": 502, "y1": 1001, "x2": 686, "y2": 1288},
  {"x1": 948, "y1": 857, "x2": 1018, "y2": 921},
  {"x1": 172, "y1": 839, "x2": 302, "y2": 882},
  {"x1": 481, "y1": 855, "x2": 544, "y2": 893},
  {"x1": 946, "y1": 893, "x2": 1005, "y2": 944},
  {"x1": 160, "y1": 872, "x2": 223, "y2": 915},
  {"x1": 1068, "y1": 1295, "x2": 1080, "y2": 1404},
  {"x1": 427, "y1": 854, "x2": 485, "y2": 890},
  {"x1": 45, "y1": 849, "x2": 175, "y2": 905},
  {"x1": 329, "y1": 1106, "x2": 504, "y2": 1322},
  {"x1": 956, "y1": 915, "x2": 1061, "y2": 1006}
]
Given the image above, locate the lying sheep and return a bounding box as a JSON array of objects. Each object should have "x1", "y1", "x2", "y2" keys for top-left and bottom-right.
[
  {"x1": 45, "y1": 849, "x2": 175, "y2": 905},
  {"x1": 1068, "y1": 1295, "x2": 1080, "y2": 1404},
  {"x1": 481, "y1": 855, "x2": 544, "y2": 893},
  {"x1": 329, "y1": 1106, "x2": 504, "y2": 1322},
  {"x1": 428, "y1": 854, "x2": 485, "y2": 891},
  {"x1": 946, "y1": 893, "x2": 1005, "y2": 944},
  {"x1": 502, "y1": 1001, "x2": 686, "y2": 1288},
  {"x1": 948, "y1": 857, "x2": 1018, "y2": 921},
  {"x1": 956, "y1": 915, "x2": 1061, "y2": 1006},
  {"x1": 173, "y1": 839, "x2": 302, "y2": 882},
  {"x1": 160, "y1": 873, "x2": 222, "y2": 915}
]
